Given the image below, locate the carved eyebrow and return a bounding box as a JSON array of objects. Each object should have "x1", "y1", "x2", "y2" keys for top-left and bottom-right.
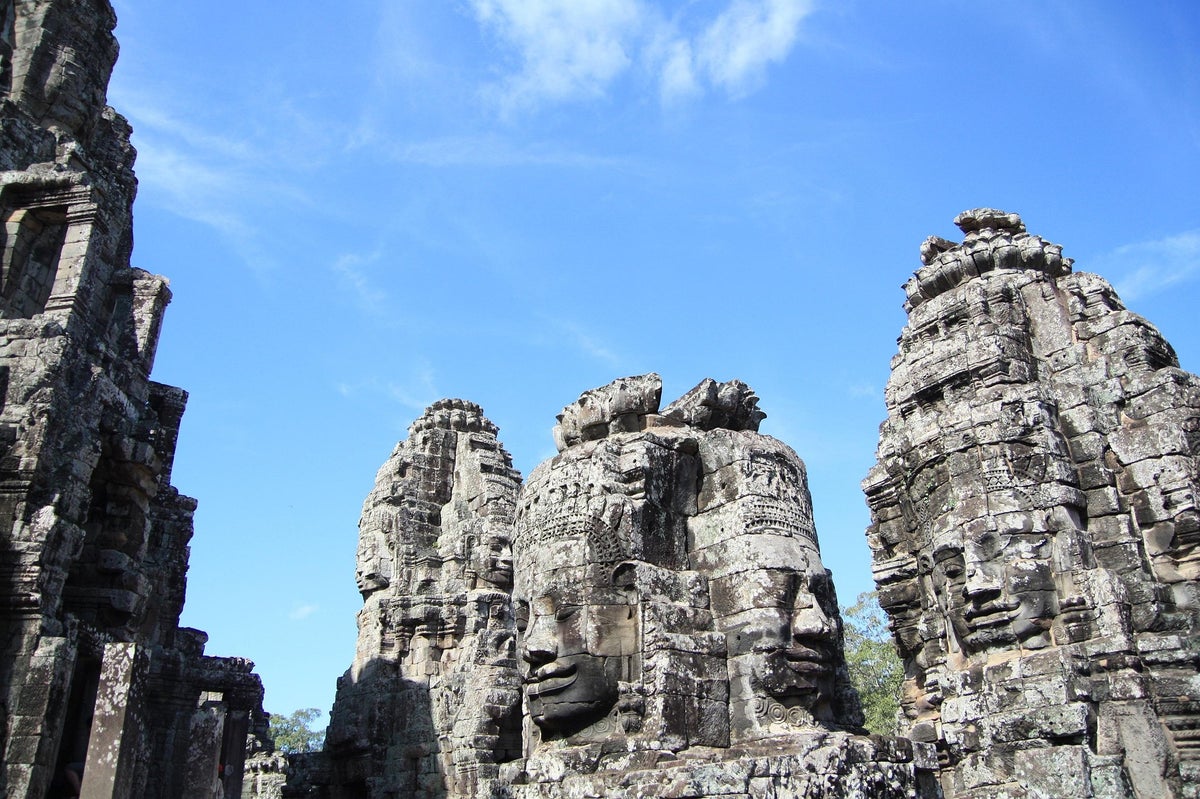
[{"x1": 932, "y1": 544, "x2": 963, "y2": 562}]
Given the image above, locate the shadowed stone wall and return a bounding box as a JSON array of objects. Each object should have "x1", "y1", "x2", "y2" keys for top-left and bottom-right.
[
  {"x1": 864, "y1": 209, "x2": 1200, "y2": 798},
  {"x1": 0, "y1": 2, "x2": 266, "y2": 797}
]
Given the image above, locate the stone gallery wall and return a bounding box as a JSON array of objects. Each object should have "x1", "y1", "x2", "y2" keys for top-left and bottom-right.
[
  {"x1": 0, "y1": 2, "x2": 265, "y2": 797},
  {"x1": 864, "y1": 209, "x2": 1200, "y2": 798}
]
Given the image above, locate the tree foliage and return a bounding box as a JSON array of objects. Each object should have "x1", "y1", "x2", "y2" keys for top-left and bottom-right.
[
  {"x1": 842, "y1": 592, "x2": 904, "y2": 736},
  {"x1": 269, "y1": 707, "x2": 325, "y2": 754}
]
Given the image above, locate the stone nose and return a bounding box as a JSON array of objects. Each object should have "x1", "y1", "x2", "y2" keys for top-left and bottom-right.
[
  {"x1": 792, "y1": 600, "x2": 835, "y2": 640},
  {"x1": 521, "y1": 614, "x2": 558, "y2": 666},
  {"x1": 963, "y1": 561, "x2": 1001, "y2": 603}
]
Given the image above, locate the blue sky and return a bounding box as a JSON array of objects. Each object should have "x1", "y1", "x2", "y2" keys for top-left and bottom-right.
[{"x1": 104, "y1": 0, "x2": 1199, "y2": 720}]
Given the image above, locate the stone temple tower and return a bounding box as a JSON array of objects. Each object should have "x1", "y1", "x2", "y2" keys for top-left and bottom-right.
[
  {"x1": 0, "y1": 2, "x2": 265, "y2": 797},
  {"x1": 864, "y1": 209, "x2": 1200, "y2": 797},
  {"x1": 324, "y1": 399, "x2": 524, "y2": 799}
]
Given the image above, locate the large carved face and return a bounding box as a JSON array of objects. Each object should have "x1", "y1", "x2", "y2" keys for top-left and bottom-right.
[
  {"x1": 471, "y1": 531, "x2": 514, "y2": 589},
  {"x1": 722, "y1": 561, "x2": 840, "y2": 719},
  {"x1": 757, "y1": 569, "x2": 840, "y2": 713},
  {"x1": 513, "y1": 571, "x2": 635, "y2": 736},
  {"x1": 355, "y1": 526, "x2": 392, "y2": 597},
  {"x1": 513, "y1": 453, "x2": 640, "y2": 738},
  {"x1": 929, "y1": 515, "x2": 1057, "y2": 657}
]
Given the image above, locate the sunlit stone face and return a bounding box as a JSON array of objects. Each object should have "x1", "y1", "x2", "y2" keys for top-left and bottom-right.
[
  {"x1": 755, "y1": 570, "x2": 840, "y2": 715},
  {"x1": 472, "y1": 531, "x2": 514, "y2": 589},
  {"x1": 513, "y1": 453, "x2": 640, "y2": 739},
  {"x1": 930, "y1": 517, "x2": 1057, "y2": 657},
  {"x1": 513, "y1": 575, "x2": 636, "y2": 736},
  {"x1": 355, "y1": 528, "x2": 392, "y2": 597}
]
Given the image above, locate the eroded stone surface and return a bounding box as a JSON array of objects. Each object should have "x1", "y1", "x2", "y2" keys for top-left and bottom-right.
[
  {"x1": 865, "y1": 209, "x2": 1200, "y2": 798},
  {"x1": 0, "y1": 3, "x2": 266, "y2": 797},
  {"x1": 322, "y1": 399, "x2": 524, "y2": 799},
  {"x1": 316, "y1": 378, "x2": 935, "y2": 798}
]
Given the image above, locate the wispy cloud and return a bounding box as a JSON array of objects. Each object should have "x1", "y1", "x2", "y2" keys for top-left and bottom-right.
[
  {"x1": 388, "y1": 363, "x2": 441, "y2": 411},
  {"x1": 335, "y1": 364, "x2": 441, "y2": 413},
  {"x1": 333, "y1": 251, "x2": 389, "y2": 315},
  {"x1": 289, "y1": 603, "x2": 318, "y2": 621},
  {"x1": 465, "y1": 0, "x2": 817, "y2": 111},
  {"x1": 694, "y1": 0, "x2": 815, "y2": 98},
  {"x1": 556, "y1": 320, "x2": 622, "y2": 365},
  {"x1": 472, "y1": 0, "x2": 642, "y2": 112},
  {"x1": 384, "y1": 135, "x2": 626, "y2": 168},
  {"x1": 1095, "y1": 231, "x2": 1200, "y2": 301},
  {"x1": 109, "y1": 86, "x2": 317, "y2": 276}
]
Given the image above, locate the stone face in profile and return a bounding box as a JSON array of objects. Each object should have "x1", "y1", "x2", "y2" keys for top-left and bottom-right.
[
  {"x1": 865, "y1": 209, "x2": 1200, "y2": 797},
  {"x1": 515, "y1": 571, "x2": 635, "y2": 735},
  {"x1": 325, "y1": 398, "x2": 523, "y2": 799}
]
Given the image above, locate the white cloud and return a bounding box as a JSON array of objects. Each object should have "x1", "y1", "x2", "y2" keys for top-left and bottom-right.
[
  {"x1": 386, "y1": 135, "x2": 625, "y2": 169},
  {"x1": 1096, "y1": 231, "x2": 1200, "y2": 301},
  {"x1": 388, "y1": 363, "x2": 441, "y2": 411},
  {"x1": 696, "y1": 0, "x2": 815, "y2": 96},
  {"x1": 289, "y1": 603, "x2": 318, "y2": 621},
  {"x1": 471, "y1": 0, "x2": 642, "y2": 112},
  {"x1": 465, "y1": 0, "x2": 816, "y2": 110},
  {"x1": 333, "y1": 251, "x2": 388, "y2": 315},
  {"x1": 556, "y1": 320, "x2": 622, "y2": 365}
]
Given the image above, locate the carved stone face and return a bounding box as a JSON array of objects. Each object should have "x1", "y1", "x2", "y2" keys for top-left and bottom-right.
[
  {"x1": 355, "y1": 528, "x2": 392, "y2": 597},
  {"x1": 930, "y1": 517, "x2": 1056, "y2": 657},
  {"x1": 472, "y1": 532, "x2": 513, "y2": 589},
  {"x1": 514, "y1": 577, "x2": 635, "y2": 736},
  {"x1": 758, "y1": 570, "x2": 839, "y2": 712},
  {"x1": 724, "y1": 565, "x2": 839, "y2": 721}
]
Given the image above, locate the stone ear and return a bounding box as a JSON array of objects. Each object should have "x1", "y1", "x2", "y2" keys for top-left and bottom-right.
[{"x1": 611, "y1": 561, "x2": 638, "y2": 589}]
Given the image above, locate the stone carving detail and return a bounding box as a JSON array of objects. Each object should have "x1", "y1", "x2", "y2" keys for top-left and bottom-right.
[
  {"x1": 505, "y1": 375, "x2": 934, "y2": 798},
  {"x1": 323, "y1": 399, "x2": 524, "y2": 799},
  {"x1": 0, "y1": 3, "x2": 266, "y2": 798},
  {"x1": 314, "y1": 377, "x2": 936, "y2": 798},
  {"x1": 865, "y1": 209, "x2": 1200, "y2": 798}
]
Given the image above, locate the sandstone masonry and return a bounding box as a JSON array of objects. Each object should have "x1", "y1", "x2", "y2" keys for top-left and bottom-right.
[
  {"x1": 0, "y1": 2, "x2": 266, "y2": 797},
  {"x1": 864, "y1": 209, "x2": 1200, "y2": 797}
]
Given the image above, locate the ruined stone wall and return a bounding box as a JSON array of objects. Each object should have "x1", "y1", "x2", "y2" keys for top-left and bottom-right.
[
  {"x1": 864, "y1": 209, "x2": 1200, "y2": 798},
  {"x1": 0, "y1": 2, "x2": 266, "y2": 797}
]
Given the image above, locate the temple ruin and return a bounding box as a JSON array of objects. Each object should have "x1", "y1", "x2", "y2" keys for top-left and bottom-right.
[
  {"x1": 302, "y1": 375, "x2": 937, "y2": 799},
  {"x1": 864, "y1": 209, "x2": 1200, "y2": 797},
  {"x1": 0, "y1": 1, "x2": 265, "y2": 797},
  {"x1": 3, "y1": 2, "x2": 1198, "y2": 798}
]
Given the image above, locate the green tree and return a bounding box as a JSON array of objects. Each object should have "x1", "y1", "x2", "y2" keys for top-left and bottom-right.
[
  {"x1": 269, "y1": 707, "x2": 325, "y2": 754},
  {"x1": 842, "y1": 592, "x2": 904, "y2": 735}
]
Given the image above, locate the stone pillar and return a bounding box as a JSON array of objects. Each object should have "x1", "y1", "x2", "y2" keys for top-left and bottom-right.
[
  {"x1": 220, "y1": 707, "x2": 250, "y2": 799},
  {"x1": 80, "y1": 642, "x2": 148, "y2": 799},
  {"x1": 183, "y1": 692, "x2": 228, "y2": 799},
  {"x1": 4, "y1": 633, "x2": 76, "y2": 799}
]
